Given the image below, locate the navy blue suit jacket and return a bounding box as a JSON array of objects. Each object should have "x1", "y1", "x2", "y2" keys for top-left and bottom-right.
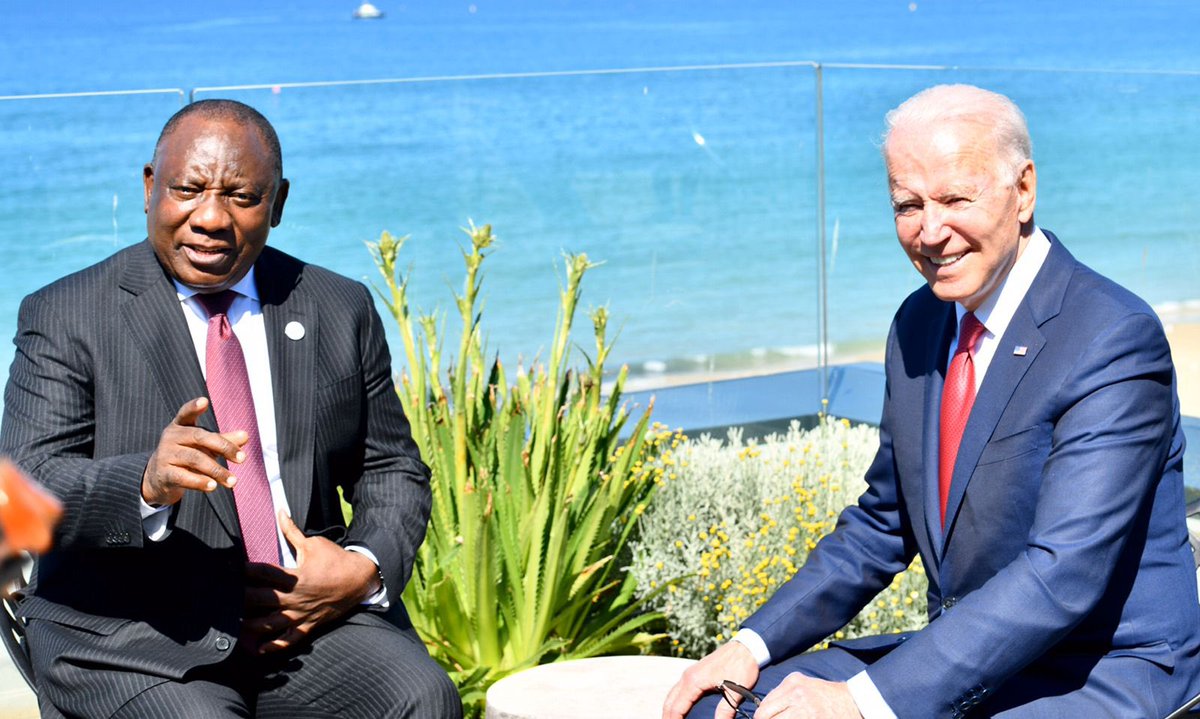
[{"x1": 743, "y1": 233, "x2": 1200, "y2": 717}]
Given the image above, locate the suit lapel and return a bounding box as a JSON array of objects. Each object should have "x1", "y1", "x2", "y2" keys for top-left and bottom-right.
[
  {"x1": 922, "y1": 305, "x2": 956, "y2": 565},
  {"x1": 118, "y1": 242, "x2": 240, "y2": 538},
  {"x1": 257, "y1": 249, "x2": 316, "y2": 527}
]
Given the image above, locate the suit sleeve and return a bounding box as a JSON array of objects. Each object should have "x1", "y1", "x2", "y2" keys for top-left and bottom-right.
[
  {"x1": 340, "y1": 284, "x2": 431, "y2": 602},
  {"x1": 866, "y1": 311, "x2": 1179, "y2": 716},
  {"x1": 1, "y1": 292, "x2": 149, "y2": 550},
  {"x1": 741, "y1": 319, "x2": 918, "y2": 658}
]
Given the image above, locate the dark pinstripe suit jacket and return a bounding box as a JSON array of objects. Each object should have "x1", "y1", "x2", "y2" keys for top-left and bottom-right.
[{"x1": 0, "y1": 240, "x2": 431, "y2": 710}]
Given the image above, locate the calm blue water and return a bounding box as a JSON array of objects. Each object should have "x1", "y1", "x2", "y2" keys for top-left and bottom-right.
[{"x1": 3, "y1": 1, "x2": 1200, "y2": 406}]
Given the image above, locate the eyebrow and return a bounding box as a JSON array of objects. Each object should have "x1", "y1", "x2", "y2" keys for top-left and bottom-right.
[{"x1": 938, "y1": 182, "x2": 983, "y2": 197}]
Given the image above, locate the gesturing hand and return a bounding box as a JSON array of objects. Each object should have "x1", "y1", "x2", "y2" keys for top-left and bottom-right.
[
  {"x1": 142, "y1": 397, "x2": 248, "y2": 507},
  {"x1": 663, "y1": 640, "x2": 760, "y2": 719},
  {"x1": 241, "y1": 511, "x2": 380, "y2": 655}
]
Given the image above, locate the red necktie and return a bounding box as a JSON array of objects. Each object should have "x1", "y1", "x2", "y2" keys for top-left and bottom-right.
[
  {"x1": 939, "y1": 312, "x2": 987, "y2": 526},
  {"x1": 196, "y1": 290, "x2": 280, "y2": 565}
]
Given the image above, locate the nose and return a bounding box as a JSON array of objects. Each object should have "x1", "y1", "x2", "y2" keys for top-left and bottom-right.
[
  {"x1": 919, "y1": 205, "x2": 951, "y2": 247},
  {"x1": 190, "y1": 191, "x2": 233, "y2": 234}
]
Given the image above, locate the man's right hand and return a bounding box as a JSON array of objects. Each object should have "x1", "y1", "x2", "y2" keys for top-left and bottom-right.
[
  {"x1": 141, "y1": 397, "x2": 248, "y2": 507},
  {"x1": 663, "y1": 640, "x2": 760, "y2": 719}
]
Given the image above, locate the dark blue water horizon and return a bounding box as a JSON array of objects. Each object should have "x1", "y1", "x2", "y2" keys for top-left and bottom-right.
[{"x1": 5, "y1": 1, "x2": 1200, "y2": 97}]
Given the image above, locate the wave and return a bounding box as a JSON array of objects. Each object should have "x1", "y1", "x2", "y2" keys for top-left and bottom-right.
[{"x1": 1153, "y1": 298, "x2": 1200, "y2": 323}]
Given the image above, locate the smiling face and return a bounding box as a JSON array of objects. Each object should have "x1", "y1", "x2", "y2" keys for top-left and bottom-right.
[
  {"x1": 885, "y1": 119, "x2": 1036, "y2": 311},
  {"x1": 143, "y1": 114, "x2": 289, "y2": 293}
]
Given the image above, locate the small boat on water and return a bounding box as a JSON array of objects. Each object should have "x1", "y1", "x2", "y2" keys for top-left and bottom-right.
[{"x1": 353, "y1": 2, "x2": 384, "y2": 19}]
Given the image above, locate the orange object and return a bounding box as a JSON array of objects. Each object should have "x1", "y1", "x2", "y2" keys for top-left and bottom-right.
[{"x1": 0, "y1": 458, "x2": 63, "y2": 554}]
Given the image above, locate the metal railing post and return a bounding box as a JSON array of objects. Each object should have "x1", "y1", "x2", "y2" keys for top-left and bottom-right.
[{"x1": 813, "y1": 63, "x2": 829, "y2": 408}]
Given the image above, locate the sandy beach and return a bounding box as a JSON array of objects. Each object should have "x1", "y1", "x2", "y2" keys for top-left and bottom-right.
[{"x1": 1165, "y1": 322, "x2": 1200, "y2": 419}]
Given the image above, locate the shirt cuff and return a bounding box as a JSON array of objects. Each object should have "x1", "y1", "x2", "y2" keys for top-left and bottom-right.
[
  {"x1": 732, "y1": 628, "x2": 772, "y2": 667},
  {"x1": 139, "y1": 496, "x2": 171, "y2": 541},
  {"x1": 847, "y1": 671, "x2": 897, "y2": 719},
  {"x1": 345, "y1": 545, "x2": 389, "y2": 608}
]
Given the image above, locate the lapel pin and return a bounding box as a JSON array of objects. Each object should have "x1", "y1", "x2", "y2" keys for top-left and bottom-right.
[
  {"x1": 1013, "y1": 345, "x2": 1028, "y2": 356},
  {"x1": 284, "y1": 321, "x2": 306, "y2": 341}
]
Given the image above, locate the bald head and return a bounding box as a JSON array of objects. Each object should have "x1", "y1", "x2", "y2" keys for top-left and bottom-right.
[
  {"x1": 883, "y1": 84, "x2": 1032, "y2": 183},
  {"x1": 152, "y1": 99, "x2": 283, "y2": 179}
]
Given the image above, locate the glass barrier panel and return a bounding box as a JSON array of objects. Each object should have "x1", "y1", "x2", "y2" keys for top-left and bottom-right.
[
  {"x1": 196, "y1": 65, "x2": 824, "y2": 423},
  {"x1": 0, "y1": 91, "x2": 186, "y2": 411}
]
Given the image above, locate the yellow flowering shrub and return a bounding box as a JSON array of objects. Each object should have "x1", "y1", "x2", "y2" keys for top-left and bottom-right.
[{"x1": 630, "y1": 416, "x2": 928, "y2": 657}]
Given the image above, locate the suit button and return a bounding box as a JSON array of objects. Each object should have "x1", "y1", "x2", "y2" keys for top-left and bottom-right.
[
  {"x1": 215, "y1": 637, "x2": 231, "y2": 651},
  {"x1": 942, "y1": 596, "x2": 958, "y2": 610},
  {"x1": 105, "y1": 531, "x2": 130, "y2": 546}
]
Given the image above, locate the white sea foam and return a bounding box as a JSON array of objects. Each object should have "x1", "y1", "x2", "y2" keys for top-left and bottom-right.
[
  {"x1": 777, "y1": 345, "x2": 823, "y2": 358},
  {"x1": 1154, "y1": 299, "x2": 1200, "y2": 321}
]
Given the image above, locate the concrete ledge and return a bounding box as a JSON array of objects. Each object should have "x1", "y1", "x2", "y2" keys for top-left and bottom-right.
[{"x1": 485, "y1": 656, "x2": 696, "y2": 719}]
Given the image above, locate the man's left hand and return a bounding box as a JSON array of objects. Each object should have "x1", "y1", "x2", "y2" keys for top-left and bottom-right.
[
  {"x1": 242, "y1": 511, "x2": 380, "y2": 654},
  {"x1": 753, "y1": 674, "x2": 862, "y2": 719}
]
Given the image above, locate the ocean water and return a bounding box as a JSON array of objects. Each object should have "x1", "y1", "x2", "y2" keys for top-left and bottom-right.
[{"x1": 2, "y1": 0, "x2": 1200, "y2": 405}]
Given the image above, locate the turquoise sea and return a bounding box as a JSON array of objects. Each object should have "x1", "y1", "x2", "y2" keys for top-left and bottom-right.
[{"x1": 3, "y1": 1, "x2": 1200, "y2": 405}]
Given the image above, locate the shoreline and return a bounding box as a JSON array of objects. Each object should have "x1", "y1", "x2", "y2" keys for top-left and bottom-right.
[
  {"x1": 619, "y1": 315, "x2": 1200, "y2": 419},
  {"x1": 620, "y1": 343, "x2": 885, "y2": 394},
  {"x1": 1163, "y1": 322, "x2": 1200, "y2": 420}
]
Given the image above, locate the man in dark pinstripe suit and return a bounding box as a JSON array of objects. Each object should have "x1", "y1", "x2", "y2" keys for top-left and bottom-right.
[{"x1": 0, "y1": 100, "x2": 461, "y2": 718}]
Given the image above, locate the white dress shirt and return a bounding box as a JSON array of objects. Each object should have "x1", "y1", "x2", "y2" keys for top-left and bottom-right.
[
  {"x1": 139, "y1": 268, "x2": 385, "y2": 603},
  {"x1": 734, "y1": 228, "x2": 1052, "y2": 718}
]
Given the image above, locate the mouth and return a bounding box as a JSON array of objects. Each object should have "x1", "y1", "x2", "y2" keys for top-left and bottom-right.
[
  {"x1": 929, "y1": 252, "x2": 965, "y2": 268},
  {"x1": 182, "y1": 244, "x2": 234, "y2": 270}
]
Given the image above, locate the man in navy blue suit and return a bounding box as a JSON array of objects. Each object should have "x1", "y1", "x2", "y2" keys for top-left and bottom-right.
[{"x1": 664, "y1": 84, "x2": 1200, "y2": 718}]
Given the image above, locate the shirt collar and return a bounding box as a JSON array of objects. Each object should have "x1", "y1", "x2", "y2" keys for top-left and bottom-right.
[
  {"x1": 956, "y1": 226, "x2": 1051, "y2": 338},
  {"x1": 172, "y1": 266, "x2": 260, "y2": 303}
]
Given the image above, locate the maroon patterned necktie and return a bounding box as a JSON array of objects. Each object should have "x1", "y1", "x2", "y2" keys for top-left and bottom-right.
[
  {"x1": 196, "y1": 290, "x2": 280, "y2": 565},
  {"x1": 938, "y1": 312, "x2": 987, "y2": 526}
]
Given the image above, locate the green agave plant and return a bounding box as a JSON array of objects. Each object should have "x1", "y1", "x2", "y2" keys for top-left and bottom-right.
[{"x1": 367, "y1": 223, "x2": 664, "y2": 715}]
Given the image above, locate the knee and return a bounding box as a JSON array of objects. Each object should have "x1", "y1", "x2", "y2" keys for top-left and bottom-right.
[
  {"x1": 412, "y1": 667, "x2": 462, "y2": 719},
  {"x1": 377, "y1": 662, "x2": 461, "y2": 719}
]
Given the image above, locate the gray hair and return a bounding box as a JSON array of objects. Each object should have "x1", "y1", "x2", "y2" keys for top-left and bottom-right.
[{"x1": 882, "y1": 84, "x2": 1032, "y2": 183}]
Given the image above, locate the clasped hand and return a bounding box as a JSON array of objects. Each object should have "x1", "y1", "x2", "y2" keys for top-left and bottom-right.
[
  {"x1": 662, "y1": 641, "x2": 861, "y2": 719},
  {"x1": 241, "y1": 510, "x2": 379, "y2": 655}
]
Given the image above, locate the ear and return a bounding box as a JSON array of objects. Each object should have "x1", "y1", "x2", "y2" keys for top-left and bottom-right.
[
  {"x1": 270, "y1": 178, "x2": 289, "y2": 228},
  {"x1": 143, "y1": 163, "x2": 155, "y2": 214},
  {"x1": 1015, "y1": 160, "x2": 1036, "y2": 224}
]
